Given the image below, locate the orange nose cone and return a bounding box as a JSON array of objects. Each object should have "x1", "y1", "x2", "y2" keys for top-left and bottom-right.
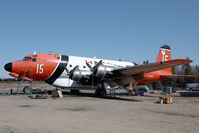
[{"x1": 4, "y1": 62, "x2": 12, "y2": 72}]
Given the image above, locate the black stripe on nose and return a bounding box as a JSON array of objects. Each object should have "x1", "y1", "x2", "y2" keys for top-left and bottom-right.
[{"x1": 4, "y1": 62, "x2": 12, "y2": 72}]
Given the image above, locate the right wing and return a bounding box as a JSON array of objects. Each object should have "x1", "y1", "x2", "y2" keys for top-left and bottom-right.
[
  {"x1": 114, "y1": 59, "x2": 192, "y2": 76},
  {"x1": 106, "y1": 59, "x2": 192, "y2": 86}
]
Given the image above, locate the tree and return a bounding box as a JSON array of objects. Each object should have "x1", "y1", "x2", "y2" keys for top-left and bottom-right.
[
  {"x1": 143, "y1": 60, "x2": 149, "y2": 64},
  {"x1": 192, "y1": 65, "x2": 199, "y2": 83},
  {"x1": 181, "y1": 57, "x2": 195, "y2": 84}
]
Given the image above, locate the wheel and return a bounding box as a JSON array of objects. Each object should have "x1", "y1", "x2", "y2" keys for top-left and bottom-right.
[
  {"x1": 100, "y1": 89, "x2": 107, "y2": 97},
  {"x1": 23, "y1": 86, "x2": 32, "y2": 94},
  {"x1": 95, "y1": 89, "x2": 106, "y2": 97},
  {"x1": 95, "y1": 89, "x2": 100, "y2": 96}
]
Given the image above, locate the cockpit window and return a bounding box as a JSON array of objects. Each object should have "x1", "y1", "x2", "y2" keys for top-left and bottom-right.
[
  {"x1": 32, "y1": 58, "x2": 36, "y2": 62},
  {"x1": 23, "y1": 57, "x2": 32, "y2": 61}
]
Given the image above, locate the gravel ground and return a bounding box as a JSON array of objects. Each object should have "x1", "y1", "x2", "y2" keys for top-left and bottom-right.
[{"x1": 0, "y1": 91, "x2": 199, "y2": 133}]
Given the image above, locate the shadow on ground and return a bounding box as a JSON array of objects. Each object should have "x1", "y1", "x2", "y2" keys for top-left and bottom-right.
[{"x1": 62, "y1": 91, "x2": 142, "y2": 102}]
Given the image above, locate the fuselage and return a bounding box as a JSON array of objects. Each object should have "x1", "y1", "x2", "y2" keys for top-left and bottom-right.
[
  {"x1": 4, "y1": 52, "x2": 171, "y2": 89},
  {"x1": 51, "y1": 55, "x2": 136, "y2": 88},
  {"x1": 5, "y1": 45, "x2": 192, "y2": 94}
]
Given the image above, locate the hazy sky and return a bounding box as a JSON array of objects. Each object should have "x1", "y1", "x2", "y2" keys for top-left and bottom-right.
[{"x1": 0, "y1": 0, "x2": 199, "y2": 78}]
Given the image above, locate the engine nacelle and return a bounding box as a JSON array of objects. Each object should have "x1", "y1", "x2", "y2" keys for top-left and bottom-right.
[
  {"x1": 71, "y1": 70, "x2": 92, "y2": 81},
  {"x1": 95, "y1": 65, "x2": 114, "y2": 78}
]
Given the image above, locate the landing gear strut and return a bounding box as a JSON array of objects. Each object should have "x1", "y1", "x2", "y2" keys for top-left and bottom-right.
[
  {"x1": 128, "y1": 81, "x2": 139, "y2": 96},
  {"x1": 95, "y1": 83, "x2": 107, "y2": 97},
  {"x1": 95, "y1": 88, "x2": 107, "y2": 97}
]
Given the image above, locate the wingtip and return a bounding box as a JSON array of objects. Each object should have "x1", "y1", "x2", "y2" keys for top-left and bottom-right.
[
  {"x1": 172, "y1": 58, "x2": 193, "y2": 63},
  {"x1": 183, "y1": 58, "x2": 193, "y2": 63}
]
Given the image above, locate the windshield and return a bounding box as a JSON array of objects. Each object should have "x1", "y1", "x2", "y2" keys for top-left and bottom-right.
[{"x1": 23, "y1": 57, "x2": 32, "y2": 61}]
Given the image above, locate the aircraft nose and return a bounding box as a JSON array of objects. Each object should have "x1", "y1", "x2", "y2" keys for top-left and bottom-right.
[{"x1": 4, "y1": 62, "x2": 12, "y2": 72}]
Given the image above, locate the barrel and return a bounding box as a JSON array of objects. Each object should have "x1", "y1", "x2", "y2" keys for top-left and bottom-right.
[
  {"x1": 166, "y1": 97, "x2": 170, "y2": 104},
  {"x1": 162, "y1": 96, "x2": 166, "y2": 103}
]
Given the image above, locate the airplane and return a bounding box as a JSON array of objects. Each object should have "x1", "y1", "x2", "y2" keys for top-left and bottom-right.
[{"x1": 4, "y1": 45, "x2": 192, "y2": 97}]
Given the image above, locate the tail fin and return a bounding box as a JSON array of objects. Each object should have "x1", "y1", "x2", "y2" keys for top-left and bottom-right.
[
  {"x1": 155, "y1": 45, "x2": 172, "y2": 74},
  {"x1": 155, "y1": 45, "x2": 171, "y2": 62}
]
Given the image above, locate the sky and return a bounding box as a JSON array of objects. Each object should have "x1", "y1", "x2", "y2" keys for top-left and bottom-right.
[{"x1": 0, "y1": 0, "x2": 199, "y2": 78}]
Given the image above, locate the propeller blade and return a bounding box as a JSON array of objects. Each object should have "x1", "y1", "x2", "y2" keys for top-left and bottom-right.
[
  {"x1": 93, "y1": 60, "x2": 102, "y2": 71},
  {"x1": 65, "y1": 68, "x2": 69, "y2": 73},
  {"x1": 86, "y1": 62, "x2": 93, "y2": 70},
  {"x1": 86, "y1": 60, "x2": 103, "y2": 71},
  {"x1": 69, "y1": 65, "x2": 79, "y2": 78}
]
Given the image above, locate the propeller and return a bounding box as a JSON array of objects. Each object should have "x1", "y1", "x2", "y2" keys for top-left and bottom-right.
[
  {"x1": 86, "y1": 60, "x2": 102, "y2": 74},
  {"x1": 65, "y1": 66, "x2": 79, "y2": 86},
  {"x1": 68, "y1": 65, "x2": 79, "y2": 79},
  {"x1": 86, "y1": 60, "x2": 102, "y2": 87}
]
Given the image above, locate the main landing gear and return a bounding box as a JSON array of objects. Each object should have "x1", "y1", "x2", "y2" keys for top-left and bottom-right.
[
  {"x1": 95, "y1": 83, "x2": 116, "y2": 98},
  {"x1": 95, "y1": 88, "x2": 107, "y2": 97}
]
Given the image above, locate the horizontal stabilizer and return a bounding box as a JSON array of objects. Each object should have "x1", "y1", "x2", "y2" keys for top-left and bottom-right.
[{"x1": 160, "y1": 74, "x2": 195, "y2": 78}]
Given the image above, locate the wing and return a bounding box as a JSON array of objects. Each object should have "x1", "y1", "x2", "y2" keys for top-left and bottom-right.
[
  {"x1": 115, "y1": 59, "x2": 192, "y2": 75},
  {"x1": 106, "y1": 59, "x2": 192, "y2": 86}
]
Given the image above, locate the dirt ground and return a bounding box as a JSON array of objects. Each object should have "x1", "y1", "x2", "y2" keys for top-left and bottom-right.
[
  {"x1": 0, "y1": 82, "x2": 199, "y2": 133},
  {"x1": 0, "y1": 81, "x2": 53, "y2": 93}
]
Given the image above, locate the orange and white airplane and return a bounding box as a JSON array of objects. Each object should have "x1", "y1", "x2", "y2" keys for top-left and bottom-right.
[{"x1": 4, "y1": 45, "x2": 192, "y2": 96}]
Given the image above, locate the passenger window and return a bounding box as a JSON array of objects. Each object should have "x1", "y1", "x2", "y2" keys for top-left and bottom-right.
[
  {"x1": 32, "y1": 58, "x2": 36, "y2": 62},
  {"x1": 69, "y1": 65, "x2": 72, "y2": 67},
  {"x1": 83, "y1": 66, "x2": 86, "y2": 68}
]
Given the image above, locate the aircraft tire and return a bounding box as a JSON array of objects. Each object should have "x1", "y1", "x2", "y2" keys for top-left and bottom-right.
[
  {"x1": 95, "y1": 89, "x2": 100, "y2": 96},
  {"x1": 95, "y1": 89, "x2": 106, "y2": 98},
  {"x1": 23, "y1": 86, "x2": 32, "y2": 94},
  {"x1": 100, "y1": 89, "x2": 107, "y2": 97}
]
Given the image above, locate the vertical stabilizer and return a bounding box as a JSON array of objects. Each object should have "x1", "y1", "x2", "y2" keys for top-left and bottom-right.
[
  {"x1": 155, "y1": 45, "x2": 171, "y2": 62},
  {"x1": 155, "y1": 45, "x2": 172, "y2": 74}
]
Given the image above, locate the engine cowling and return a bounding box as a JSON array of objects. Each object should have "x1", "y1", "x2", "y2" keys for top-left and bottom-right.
[
  {"x1": 95, "y1": 65, "x2": 114, "y2": 78},
  {"x1": 71, "y1": 70, "x2": 92, "y2": 81}
]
